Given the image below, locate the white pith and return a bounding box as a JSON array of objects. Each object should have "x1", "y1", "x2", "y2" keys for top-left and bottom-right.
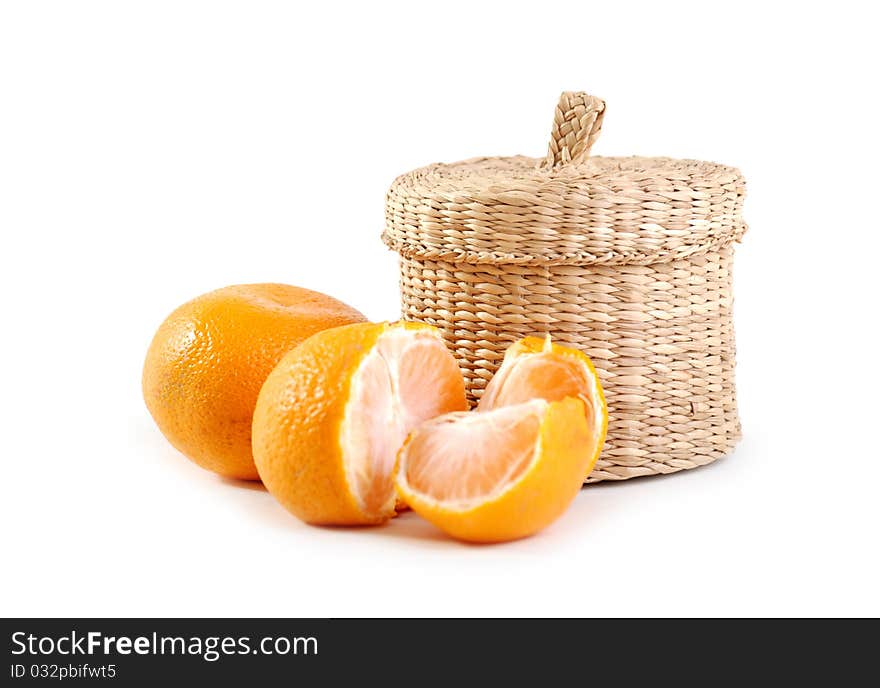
[{"x1": 340, "y1": 326, "x2": 461, "y2": 518}]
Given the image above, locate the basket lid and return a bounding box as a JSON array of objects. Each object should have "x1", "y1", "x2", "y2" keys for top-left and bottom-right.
[{"x1": 383, "y1": 92, "x2": 746, "y2": 266}]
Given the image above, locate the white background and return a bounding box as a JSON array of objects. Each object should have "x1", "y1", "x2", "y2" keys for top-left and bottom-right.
[{"x1": 2, "y1": 1, "x2": 878, "y2": 617}]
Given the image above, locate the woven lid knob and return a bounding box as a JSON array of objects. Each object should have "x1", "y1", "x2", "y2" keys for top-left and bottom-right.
[{"x1": 541, "y1": 91, "x2": 606, "y2": 168}]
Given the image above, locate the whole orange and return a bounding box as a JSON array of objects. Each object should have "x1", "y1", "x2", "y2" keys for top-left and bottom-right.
[{"x1": 142, "y1": 283, "x2": 366, "y2": 480}]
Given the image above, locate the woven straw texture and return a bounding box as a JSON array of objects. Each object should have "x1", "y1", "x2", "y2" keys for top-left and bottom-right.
[{"x1": 382, "y1": 92, "x2": 747, "y2": 482}]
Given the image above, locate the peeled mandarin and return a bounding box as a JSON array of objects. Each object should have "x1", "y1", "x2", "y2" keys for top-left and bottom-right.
[{"x1": 253, "y1": 321, "x2": 467, "y2": 525}]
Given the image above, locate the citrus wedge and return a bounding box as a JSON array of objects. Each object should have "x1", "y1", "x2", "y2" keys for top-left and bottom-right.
[
  {"x1": 252, "y1": 321, "x2": 467, "y2": 526},
  {"x1": 394, "y1": 397, "x2": 596, "y2": 542},
  {"x1": 479, "y1": 335, "x2": 607, "y2": 480}
]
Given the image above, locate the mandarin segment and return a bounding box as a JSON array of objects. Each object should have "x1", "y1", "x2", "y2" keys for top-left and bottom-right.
[
  {"x1": 395, "y1": 397, "x2": 598, "y2": 543},
  {"x1": 478, "y1": 335, "x2": 607, "y2": 480}
]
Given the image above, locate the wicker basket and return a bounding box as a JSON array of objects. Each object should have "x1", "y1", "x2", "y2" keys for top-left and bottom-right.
[{"x1": 382, "y1": 92, "x2": 747, "y2": 482}]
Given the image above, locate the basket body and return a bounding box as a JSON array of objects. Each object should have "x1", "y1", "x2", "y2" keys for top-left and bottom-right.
[
  {"x1": 384, "y1": 147, "x2": 746, "y2": 482},
  {"x1": 395, "y1": 245, "x2": 740, "y2": 481}
]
